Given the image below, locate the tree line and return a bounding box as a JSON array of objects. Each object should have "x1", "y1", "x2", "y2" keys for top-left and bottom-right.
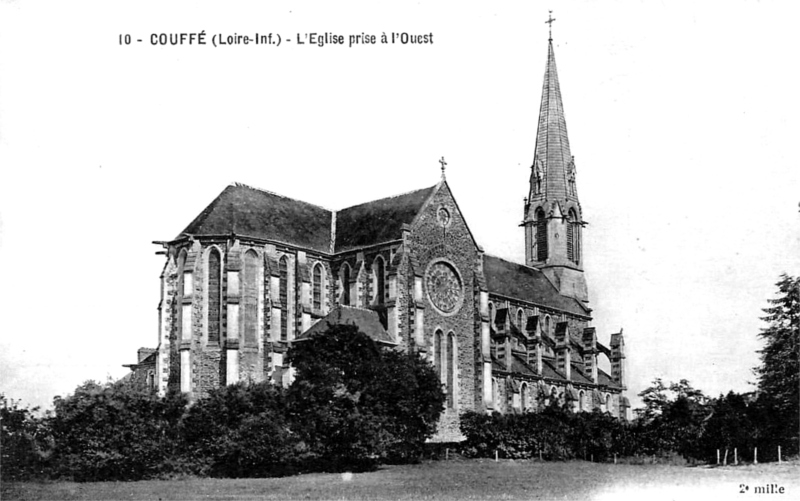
[{"x1": 2, "y1": 275, "x2": 797, "y2": 480}]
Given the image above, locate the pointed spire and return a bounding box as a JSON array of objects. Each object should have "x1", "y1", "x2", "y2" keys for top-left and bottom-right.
[
  {"x1": 523, "y1": 25, "x2": 588, "y2": 303},
  {"x1": 529, "y1": 36, "x2": 576, "y2": 206}
]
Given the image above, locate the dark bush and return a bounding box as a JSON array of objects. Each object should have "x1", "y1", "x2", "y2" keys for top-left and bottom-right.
[
  {"x1": 50, "y1": 381, "x2": 186, "y2": 481},
  {"x1": 0, "y1": 395, "x2": 53, "y2": 481},
  {"x1": 179, "y1": 381, "x2": 296, "y2": 477},
  {"x1": 287, "y1": 324, "x2": 445, "y2": 469},
  {"x1": 460, "y1": 406, "x2": 626, "y2": 461}
]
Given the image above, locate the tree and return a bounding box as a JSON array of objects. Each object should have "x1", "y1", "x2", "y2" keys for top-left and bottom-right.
[
  {"x1": 286, "y1": 324, "x2": 445, "y2": 468},
  {"x1": 700, "y1": 391, "x2": 756, "y2": 462},
  {"x1": 0, "y1": 395, "x2": 53, "y2": 480},
  {"x1": 635, "y1": 378, "x2": 710, "y2": 459},
  {"x1": 755, "y1": 274, "x2": 800, "y2": 455},
  {"x1": 636, "y1": 378, "x2": 670, "y2": 423}
]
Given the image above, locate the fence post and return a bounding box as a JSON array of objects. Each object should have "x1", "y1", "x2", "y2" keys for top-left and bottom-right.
[
  {"x1": 734, "y1": 448, "x2": 738, "y2": 466},
  {"x1": 723, "y1": 448, "x2": 728, "y2": 466},
  {"x1": 614, "y1": 453, "x2": 617, "y2": 464},
  {"x1": 754, "y1": 447, "x2": 758, "y2": 465},
  {"x1": 778, "y1": 446, "x2": 782, "y2": 464},
  {"x1": 495, "y1": 450, "x2": 499, "y2": 462},
  {"x1": 446, "y1": 448, "x2": 449, "y2": 461},
  {"x1": 717, "y1": 449, "x2": 720, "y2": 465}
]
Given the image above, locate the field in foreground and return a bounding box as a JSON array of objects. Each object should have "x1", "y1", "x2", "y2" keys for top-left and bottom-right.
[{"x1": 3, "y1": 459, "x2": 799, "y2": 501}]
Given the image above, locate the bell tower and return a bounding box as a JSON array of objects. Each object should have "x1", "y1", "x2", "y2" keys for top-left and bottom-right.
[{"x1": 523, "y1": 24, "x2": 588, "y2": 304}]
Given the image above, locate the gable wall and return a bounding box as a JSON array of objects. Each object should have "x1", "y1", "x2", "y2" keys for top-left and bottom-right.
[{"x1": 408, "y1": 184, "x2": 480, "y2": 441}]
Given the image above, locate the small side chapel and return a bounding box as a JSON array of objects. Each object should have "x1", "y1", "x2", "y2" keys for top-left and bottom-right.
[{"x1": 126, "y1": 33, "x2": 630, "y2": 440}]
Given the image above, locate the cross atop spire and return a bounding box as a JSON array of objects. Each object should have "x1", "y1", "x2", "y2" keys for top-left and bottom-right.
[
  {"x1": 545, "y1": 10, "x2": 556, "y2": 41},
  {"x1": 439, "y1": 156, "x2": 447, "y2": 179}
]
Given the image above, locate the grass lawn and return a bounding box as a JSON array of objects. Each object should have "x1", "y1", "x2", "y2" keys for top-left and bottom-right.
[{"x1": 3, "y1": 459, "x2": 799, "y2": 501}]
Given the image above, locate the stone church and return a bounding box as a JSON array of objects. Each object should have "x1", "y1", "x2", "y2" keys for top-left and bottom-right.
[{"x1": 126, "y1": 36, "x2": 630, "y2": 440}]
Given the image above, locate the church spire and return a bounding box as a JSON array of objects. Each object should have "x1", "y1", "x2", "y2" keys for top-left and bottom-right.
[
  {"x1": 523, "y1": 27, "x2": 588, "y2": 304},
  {"x1": 528, "y1": 37, "x2": 577, "y2": 206}
]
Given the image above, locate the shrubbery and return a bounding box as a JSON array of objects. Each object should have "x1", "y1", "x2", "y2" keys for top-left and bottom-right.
[
  {"x1": 0, "y1": 396, "x2": 53, "y2": 480},
  {"x1": 49, "y1": 381, "x2": 187, "y2": 481},
  {"x1": 1, "y1": 324, "x2": 445, "y2": 482},
  {"x1": 179, "y1": 381, "x2": 295, "y2": 477},
  {"x1": 460, "y1": 405, "x2": 623, "y2": 461}
]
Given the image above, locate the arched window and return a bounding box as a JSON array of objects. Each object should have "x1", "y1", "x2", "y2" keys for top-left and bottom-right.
[
  {"x1": 521, "y1": 382, "x2": 529, "y2": 411},
  {"x1": 208, "y1": 248, "x2": 221, "y2": 344},
  {"x1": 434, "y1": 329, "x2": 443, "y2": 378},
  {"x1": 446, "y1": 332, "x2": 455, "y2": 408},
  {"x1": 492, "y1": 378, "x2": 499, "y2": 411},
  {"x1": 177, "y1": 250, "x2": 191, "y2": 341},
  {"x1": 312, "y1": 263, "x2": 322, "y2": 311},
  {"x1": 516, "y1": 309, "x2": 524, "y2": 329},
  {"x1": 488, "y1": 302, "x2": 494, "y2": 325},
  {"x1": 374, "y1": 257, "x2": 385, "y2": 305},
  {"x1": 544, "y1": 315, "x2": 551, "y2": 338},
  {"x1": 341, "y1": 263, "x2": 351, "y2": 306},
  {"x1": 567, "y1": 212, "x2": 574, "y2": 263},
  {"x1": 279, "y1": 256, "x2": 288, "y2": 341},
  {"x1": 535, "y1": 207, "x2": 548, "y2": 261},
  {"x1": 147, "y1": 371, "x2": 155, "y2": 390},
  {"x1": 575, "y1": 213, "x2": 581, "y2": 265},
  {"x1": 605, "y1": 394, "x2": 612, "y2": 414},
  {"x1": 567, "y1": 208, "x2": 580, "y2": 265},
  {"x1": 579, "y1": 390, "x2": 585, "y2": 412},
  {"x1": 243, "y1": 250, "x2": 258, "y2": 347}
]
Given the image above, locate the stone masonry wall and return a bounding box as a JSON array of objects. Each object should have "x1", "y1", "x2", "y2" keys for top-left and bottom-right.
[{"x1": 409, "y1": 183, "x2": 479, "y2": 442}]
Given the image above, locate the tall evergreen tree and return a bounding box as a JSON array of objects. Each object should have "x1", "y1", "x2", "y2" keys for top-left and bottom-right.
[{"x1": 756, "y1": 274, "x2": 799, "y2": 454}]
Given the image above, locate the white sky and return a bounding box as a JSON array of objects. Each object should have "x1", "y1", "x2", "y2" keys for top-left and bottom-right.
[{"x1": 1, "y1": 0, "x2": 798, "y2": 411}]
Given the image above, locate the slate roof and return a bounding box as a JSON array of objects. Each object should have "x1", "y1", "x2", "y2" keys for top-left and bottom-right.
[
  {"x1": 483, "y1": 255, "x2": 589, "y2": 317},
  {"x1": 295, "y1": 305, "x2": 395, "y2": 345},
  {"x1": 123, "y1": 350, "x2": 156, "y2": 370},
  {"x1": 335, "y1": 186, "x2": 437, "y2": 252},
  {"x1": 539, "y1": 359, "x2": 594, "y2": 385},
  {"x1": 179, "y1": 184, "x2": 333, "y2": 253},
  {"x1": 491, "y1": 354, "x2": 620, "y2": 389},
  {"x1": 597, "y1": 369, "x2": 618, "y2": 387},
  {"x1": 176, "y1": 183, "x2": 438, "y2": 254}
]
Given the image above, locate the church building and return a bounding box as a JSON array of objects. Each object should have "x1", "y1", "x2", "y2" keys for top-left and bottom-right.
[{"x1": 127, "y1": 34, "x2": 630, "y2": 440}]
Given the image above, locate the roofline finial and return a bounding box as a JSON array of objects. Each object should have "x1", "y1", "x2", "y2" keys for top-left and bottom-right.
[
  {"x1": 545, "y1": 10, "x2": 556, "y2": 42},
  {"x1": 439, "y1": 156, "x2": 447, "y2": 180}
]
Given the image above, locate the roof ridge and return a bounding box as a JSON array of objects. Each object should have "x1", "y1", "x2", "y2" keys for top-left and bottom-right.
[
  {"x1": 338, "y1": 184, "x2": 437, "y2": 212},
  {"x1": 231, "y1": 182, "x2": 332, "y2": 212}
]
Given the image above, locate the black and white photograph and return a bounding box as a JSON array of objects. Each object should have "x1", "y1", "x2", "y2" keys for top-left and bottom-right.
[{"x1": 1, "y1": 1, "x2": 798, "y2": 499}]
